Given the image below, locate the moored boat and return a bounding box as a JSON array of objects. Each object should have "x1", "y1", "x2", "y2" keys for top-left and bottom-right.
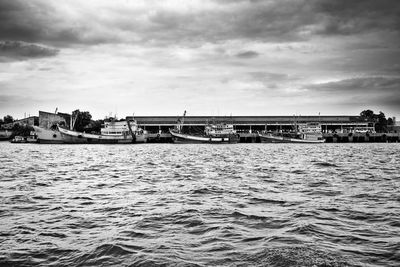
[
  {"x1": 169, "y1": 111, "x2": 239, "y2": 143},
  {"x1": 259, "y1": 122, "x2": 325, "y2": 143},
  {"x1": 26, "y1": 131, "x2": 38, "y2": 143},
  {"x1": 0, "y1": 130, "x2": 12, "y2": 141},
  {"x1": 58, "y1": 119, "x2": 147, "y2": 144},
  {"x1": 32, "y1": 125, "x2": 64, "y2": 144},
  {"x1": 10, "y1": 136, "x2": 26, "y2": 143}
]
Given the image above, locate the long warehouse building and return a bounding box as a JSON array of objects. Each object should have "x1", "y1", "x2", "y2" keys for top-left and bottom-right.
[{"x1": 126, "y1": 115, "x2": 374, "y2": 134}]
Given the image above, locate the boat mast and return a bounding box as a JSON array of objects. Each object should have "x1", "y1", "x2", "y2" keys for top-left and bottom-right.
[{"x1": 177, "y1": 110, "x2": 186, "y2": 133}]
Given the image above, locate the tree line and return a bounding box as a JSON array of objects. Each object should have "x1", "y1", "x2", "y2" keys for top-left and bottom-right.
[{"x1": 359, "y1": 109, "x2": 394, "y2": 132}]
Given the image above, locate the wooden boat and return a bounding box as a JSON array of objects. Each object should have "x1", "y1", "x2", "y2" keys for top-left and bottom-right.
[
  {"x1": 32, "y1": 125, "x2": 64, "y2": 144},
  {"x1": 58, "y1": 119, "x2": 147, "y2": 144},
  {"x1": 260, "y1": 122, "x2": 325, "y2": 143},
  {"x1": 169, "y1": 111, "x2": 239, "y2": 143}
]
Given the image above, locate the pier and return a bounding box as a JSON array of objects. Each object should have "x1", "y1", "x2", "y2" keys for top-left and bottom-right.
[{"x1": 126, "y1": 115, "x2": 399, "y2": 143}]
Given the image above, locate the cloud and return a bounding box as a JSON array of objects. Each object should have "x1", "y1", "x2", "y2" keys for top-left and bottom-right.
[
  {"x1": 306, "y1": 76, "x2": 400, "y2": 92},
  {"x1": 0, "y1": 0, "x2": 398, "y2": 49},
  {"x1": 0, "y1": 0, "x2": 399, "y2": 118},
  {"x1": 248, "y1": 72, "x2": 294, "y2": 81},
  {"x1": 236, "y1": 51, "x2": 259, "y2": 58},
  {"x1": 305, "y1": 76, "x2": 400, "y2": 108},
  {"x1": 314, "y1": 0, "x2": 400, "y2": 36},
  {"x1": 0, "y1": 41, "x2": 59, "y2": 60}
]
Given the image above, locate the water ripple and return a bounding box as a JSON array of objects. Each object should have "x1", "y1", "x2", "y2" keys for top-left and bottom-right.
[{"x1": 0, "y1": 142, "x2": 399, "y2": 266}]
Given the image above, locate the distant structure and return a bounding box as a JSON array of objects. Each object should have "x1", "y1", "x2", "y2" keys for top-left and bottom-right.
[
  {"x1": 39, "y1": 111, "x2": 71, "y2": 129},
  {"x1": 0, "y1": 116, "x2": 38, "y2": 129},
  {"x1": 126, "y1": 115, "x2": 374, "y2": 134}
]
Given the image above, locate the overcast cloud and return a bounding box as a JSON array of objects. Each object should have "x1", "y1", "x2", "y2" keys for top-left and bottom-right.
[{"x1": 0, "y1": 0, "x2": 399, "y2": 119}]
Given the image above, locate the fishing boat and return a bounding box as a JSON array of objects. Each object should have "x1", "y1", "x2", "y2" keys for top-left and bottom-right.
[
  {"x1": 10, "y1": 136, "x2": 26, "y2": 143},
  {"x1": 169, "y1": 111, "x2": 239, "y2": 143},
  {"x1": 58, "y1": 118, "x2": 147, "y2": 144},
  {"x1": 32, "y1": 125, "x2": 64, "y2": 144},
  {"x1": 26, "y1": 131, "x2": 38, "y2": 143},
  {"x1": 259, "y1": 122, "x2": 325, "y2": 143},
  {"x1": 0, "y1": 130, "x2": 12, "y2": 141}
]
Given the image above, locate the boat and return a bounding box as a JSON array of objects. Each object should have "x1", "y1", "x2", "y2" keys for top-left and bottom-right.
[
  {"x1": 26, "y1": 131, "x2": 38, "y2": 143},
  {"x1": 32, "y1": 125, "x2": 64, "y2": 144},
  {"x1": 10, "y1": 136, "x2": 27, "y2": 143},
  {"x1": 58, "y1": 118, "x2": 148, "y2": 144},
  {"x1": 169, "y1": 111, "x2": 239, "y2": 143},
  {"x1": 259, "y1": 122, "x2": 325, "y2": 143},
  {"x1": 0, "y1": 130, "x2": 12, "y2": 141}
]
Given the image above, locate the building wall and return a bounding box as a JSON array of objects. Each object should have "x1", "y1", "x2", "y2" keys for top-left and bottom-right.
[
  {"x1": 127, "y1": 115, "x2": 367, "y2": 125},
  {"x1": 126, "y1": 115, "x2": 372, "y2": 134},
  {"x1": 39, "y1": 111, "x2": 70, "y2": 129},
  {"x1": 1, "y1": 116, "x2": 37, "y2": 129}
]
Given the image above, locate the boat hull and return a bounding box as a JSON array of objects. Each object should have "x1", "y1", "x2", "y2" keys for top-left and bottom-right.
[
  {"x1": 170, "y1": 130, "x2": 239, "y2": 143},
  {"x1": 0, "y1": 130, "x2": 12, "y2": 141},
  {"x1": 59, "y1": 127, "x2": 133, "y2": 144},
  {"x1": 58, "y1": 127, "x2": 147, "y2": 144},
  {"x1": 32, "y1": 126, "x2": 64, "y2": 144},
  {"x1": 259, "y1": 134, "x2": 325, "y2": 143}
]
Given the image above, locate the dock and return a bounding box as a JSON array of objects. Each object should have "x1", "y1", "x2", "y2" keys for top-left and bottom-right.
[{"x1": 126, "y1": 115, "x2": 399, "y2": 143}]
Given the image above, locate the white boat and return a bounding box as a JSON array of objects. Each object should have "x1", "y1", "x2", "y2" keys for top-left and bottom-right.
[
  {"x1": 10, "y1": 136, "x2": 26, "y2": 143},
  {"x1": 0, "y1": 130, "x2": 12, "y2": 141},
  {"x1": 169, "y1": 111, "x2": 239, "y2": 143},
  {"x1": 26, "y1": 131, "x2": 38, "y2": 143},
  {"x1": 32, "y1": 125, "x2": 64, "y2": 144},
  {"x1": 58, "y1": 119, "x2": 147, "y2": 144},
  {"x1": 260, "y1": 122, "x2": 325, "y2": 143}
]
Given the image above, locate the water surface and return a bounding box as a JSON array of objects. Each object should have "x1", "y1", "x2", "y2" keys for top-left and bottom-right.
[{"x1": 0, "y1": 143, "x2": 399, "y2": 266}]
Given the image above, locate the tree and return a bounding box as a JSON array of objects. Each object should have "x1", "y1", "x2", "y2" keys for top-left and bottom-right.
[
  {"x1": 71, "y1": 109, "x2": 92, "y2": 132},
  {"x1": 375, "y1": 111, "x2": 387, "y2": 132},
  {"x1": 11, "y1": 124, "x2": 33, "y2": 137},
  {"x1": 85, "y1": 119, "x2": 103, "y2": 133},
  {"x1": 359, "y1": 109, "x2": 389, "y2": 132},
  {"x1": 388, "y1": 117, "x2": 394, "y2": 126},
  {"x1": 360, "y1": 110, "x2": 374, "y2": 121},
  {"x1": 3, "y1": 115, "x2": 13, "y2": 124}
]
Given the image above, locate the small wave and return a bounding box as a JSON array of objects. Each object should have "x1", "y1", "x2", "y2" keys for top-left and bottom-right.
[
  {"x1": 313, "y1": 162, "x2": 339, "y2": 167},
  {"x1": 242, "y1": 236, "x2": 265, "y2": 242},
  {"x1": 291, "y1": 169, "x2": 306, "y2": 174},
  {"x1": 39, "y1": 232, "x2": 67, "y2": 238},
  {"x1": 242, "y1": 245, "x2": 354, "y2": 267},
  {"x1": 388, "y1": 221, "x2": 400, "y2": 227},
  {"x1": 231, "y1": 211, "x2": 268, "y2": 221},
  {"x1": 205, "y1": 242, "x2": 235, "y2": 252},
  {"x1": 307, "y1": 190, "x2": 342, "y2": 197},
  {"x1": 34, "y1": 182, "x2": 52, "y2": 187},
  {"x1": 71, "y1": 243, "x2": 141, "y2": 266},
  {"x1": 80, "y1": 201, "x2": 94, "y2": 205},
  {"x1": 71, "y1": 196, "x2": 93, "y2": 200},
  {"x1": 188, "y1": 225, "x2": 219, "y2": 235},
  {"x1": 32, "y1": 195, "x2": 53, "y2": 200},
  {"x1": 288, "y1": 223, "x2": 322, "y2": 235},
  {"x1": 308, "y1": 181, "x2": 331, "y2": 187},
  {"x1": 120, "y1": 230, "x2": 149, "y2": 238},
  {"x1": 249, "y1": 197, "x2": 286, "y2": 205}
]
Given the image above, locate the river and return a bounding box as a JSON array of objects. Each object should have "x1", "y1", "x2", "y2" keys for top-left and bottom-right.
[{"x1": 0, "y1": 143, "x2": 399, "y2": 266}]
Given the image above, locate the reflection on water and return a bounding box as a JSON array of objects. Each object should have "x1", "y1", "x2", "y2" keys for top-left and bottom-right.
[{"x1": 0, "y1": 143, "x2": 399, "y2": 266}]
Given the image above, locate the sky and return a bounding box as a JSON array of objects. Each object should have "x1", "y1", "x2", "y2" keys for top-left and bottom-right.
[{"x1": 0, "y1": 0, "x2": 399, "y2": 120}]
